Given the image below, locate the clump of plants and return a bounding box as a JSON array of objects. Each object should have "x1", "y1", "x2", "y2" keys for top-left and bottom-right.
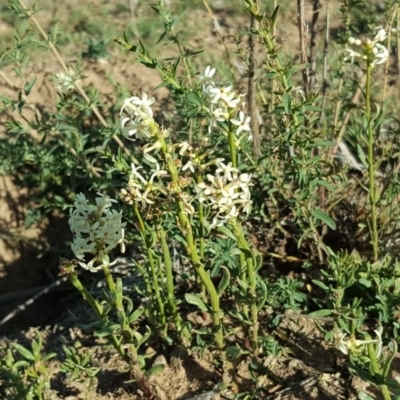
[{"x1": 2, "y1": 0, "x2": 400, "y2": 399}]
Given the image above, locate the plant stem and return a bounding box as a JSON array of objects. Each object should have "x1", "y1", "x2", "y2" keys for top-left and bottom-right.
[
  {"x1": 367, "y1": 343, "x2": 391, "y2": 400},
  {"x1": 365, "y1": 65, "x2": 379, "y2": 262},
  {"x1": 240, "y1": 251, "x2": 249, "y2": 317},
  {"x1": 230, "y1": 219, "x2": 259, "y2": 352},
  {"x1": 157, "y1": 224, "x2": 182, "y2": 331},
  {"x1": 197, "y1": 173, "x2": 208, "y2": 303},
  {"x1": 67, "y1": 271, "x2": 131, "y2": 363},
  {"x1": 163, "y1": 141, "x2": 224, "y2": 349},
  {"x1": 228, "y1": 130, "x2": 237, "y2": 168},
  {"x1": 103, "y1": 265, "x2": 116, "y2": 293},
  {"x1": 134, "y1": 206, "x2": 166, "y2": 331},
  {"x1": 176, "y1": 197, "x2": 223, "y2": 348}
]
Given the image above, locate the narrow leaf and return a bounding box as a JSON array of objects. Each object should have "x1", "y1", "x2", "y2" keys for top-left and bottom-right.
[
  {"x1": 217, "y1": 266, "x2": 231, "y2": 296},
  {"x1": 217, "y1": 225, "x2": 237, "y2": 241},
  {"x1": 12, "y1": 343, "x2": 35, "y2": 361},
  {"x1": 308, "y1": 309, "x2": 331, "y2": 317},
  {"x1": 185, "y1": 294, "x2": 208, "y2": 312},
  {"x1": 312, "y1": 209, "x2": 336, "y2": 230}
]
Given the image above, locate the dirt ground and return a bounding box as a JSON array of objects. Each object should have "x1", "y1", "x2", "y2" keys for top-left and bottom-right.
[{"x1": 0, "y1": 1, "x2": 396, "y2": 399}]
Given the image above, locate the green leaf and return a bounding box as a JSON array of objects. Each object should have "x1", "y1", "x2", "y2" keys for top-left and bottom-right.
[
  {"x1": 137, "y1": 326, "x2": 152, "y2": 348},
  {"x1": 24, "y1": 77, "x2": 37, "y2": 96},
  {"x1": 187, "y1": 93, "x2": 201, "y2": 106},
  {"x1": 225, "y1": 346, "x2": 242, "y2": 359},
  {"x1": 254, "y1": 252, "x2": 263, "y2": 272},
  {"x1": 257, "y1": 280, "x2": 268, "y2": 310},
  {"x1": 270, "y1": 5, "x2": 280, "y2": 26},
  {"x1": 358, "y1": 278, "x2": 372, "y2": 288},
  {"x1": 285, "y1": 63, "x2": 309, "y2": 76},
  {"x1": 12, "y1": 343, "x2": 35, "y2": 361},
  {"x1": 236, "y1": 277, "x2": 250, "y2": 292},
  {"x1": 128, "y1": 307, "x2": 145, "y2": 323},
  {"x1": 348, "y1": 364, "x2": 378, "y2": 385},
  {"x1": 308, "y1": 309, "x2": 331, "y2": 317},
  {"x1": 356, "y1": 144, "x2": 369, "y2": 169},
  {"x1": 373, "y1": 188, "x2": 380, "y2": 204},
  {"x1": 358, "y1": 391, "x2": 375, "y2": 400},
  {"x1": 94, "y1": 324, "x2": 120, "y2": 337},
  {"x1": 385, "y1": 378, "x2": 400, "y2": 390},
  {"x1": 311, "y1": 279, "x2": 329, "y2": 291},
  {"x1": 217, "y1": 225, "x2": 237, "y2": 241},
  {"x1": 145, "y1": 364, "x2": 165, "y2": 375},
  {"x1": 304, "y1": 105, "x2": 323, "y2": 112},
  {"x1": 312, "y1": 178, "x2": 335, "y2": 192},
  {"x1": 42, "y1": 352, "x2": 57, "y2": 362},
  {"x1": 283, "y1": 93, "x2": 292, "y2": 114},
  {"x1": 312, "y1": 209, "x2": 336, "y2": 230},
  {"x1": 185, "y1": 294, "x2": 208, "y2": 312},
  {"x1": 217, "y1": 266, "x2": 231, "y2": 295}
]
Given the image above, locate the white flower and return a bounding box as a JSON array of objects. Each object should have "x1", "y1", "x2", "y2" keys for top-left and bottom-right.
[
  {"x1": 215, "y1": 161, "x2": 239, "y2": 181},
  {"x1": 175, "y1": 141, "x2": 192, "y2": 156},
  {"x1": 335, "y1": 329, "x2": 382, "y2": 357},
  {"x1": 208, "y1": 86, "x2": 233, "y2": 104},
  {"x1": 344, "y1": 48, "x2": 362, "y2": 63},
  {"x1": 230, "y1": 111, "x2": 251, "y2": 135},
  {"x1": 199, "y1": 65, "x2": 216, "y2": 85},
  {"x1": 127, "y1": 162, "x2": 167, "y2": 206},
  {"x1": 142, "y1": 141, "x2": 163, "y2": 154},
  {"x1": 182, "y1": 160, "x2": 195, "y2": 173},
  {"x1": 120, "y1": 116, "x2": 153, "y2": 140},
  {"x1": 374, "y1": 28, "x2": 387, "y2": 42},
  {"x1": 130, "y1": 163, "x2": 147, "y2": 184},
  {"x1": 120, "y1": 92, "x2": 156, "y2": 140},
  {"x1": 348, "y1": 37, "x2": 356, "y2": 45},
  {"x1": 53, "y1": 68, "x2": 79, "y2": 93},
  {"x1": 372, "y1": 43, "x2": 389, "y2": 65},
  {"x1": 69, "y1": 193, "x2": 126, "y2": 272},
  {"x1": 221, "y1": 92, "x2": 241, "y2": 109},
  {"x1": 344, "y1": 29, "x2": 388, "y2": 67},
  {"x1": 120, "y1": 93, "x2": 155, "y2": 119},
  {"x1": 196, "y1": 160, "x2": 252, "y2": 226},
  {"x1": 211, "y1": 107, "x2": 229, "y2": 122}
]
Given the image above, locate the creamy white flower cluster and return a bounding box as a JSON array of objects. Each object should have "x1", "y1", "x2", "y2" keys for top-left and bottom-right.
[
  {"x1": 175, "y1": 139, "x2": 221, "y2": 175},
  {"x1": 200, "y1": 66, "x2": 252, "y2": 143},
  {"x1": 69, "y1": 193, "x2": 126, "y2": 272},
  {"x1": 344, "y1": 28, "x2": 389, "y2": 66},
  {"x1": 197, "y1": 160, "x2": 252, "y2": 228},
  {"x1": 121, "y1": 160, "x2": 168, "y2": 208},
  {"x1": 120, "y1": 92, "x2": 156, "y2": 140}
]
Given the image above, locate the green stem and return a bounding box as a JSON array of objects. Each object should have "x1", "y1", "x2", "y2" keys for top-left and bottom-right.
[
  {"x1": 367, "y1": 342, "x2": 391, "y2": 400},
  {"x1": 197, "y1": 174, "x2": 207, "y2": 303},
  {"x1": 37, "y1": 382, "x2": 43, "y2": 400},
  {"x1": 177, "y1": 199, "x2": 223, "y2": 348},
  {"x1": 365, "y1": 65, "x2": 379, "y2": 262},
  {"x1": 68, "y1": 272, "x2": 132, "y2": 363},
  {"x1": 230, "y1": 219, "x2": 259, "y2": 352},
  {"x1": 163, "y1": 143, "x2": 223, "y2": 349},
  {"x1": 134, "y1": 206, "x2": 166, "y2": 331},
  {"x1": 157, "y1": 224, "x2": 182, "y2": 331},
  {"x1": 103, "y1": 265, "x2": 116, "y2": 293},
  {"x1": 228, "y1": 129, "x2": 237, "y2": 168},
  {"x1": 240, "y1": 252, "x2": 249, "y2": 317}
]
